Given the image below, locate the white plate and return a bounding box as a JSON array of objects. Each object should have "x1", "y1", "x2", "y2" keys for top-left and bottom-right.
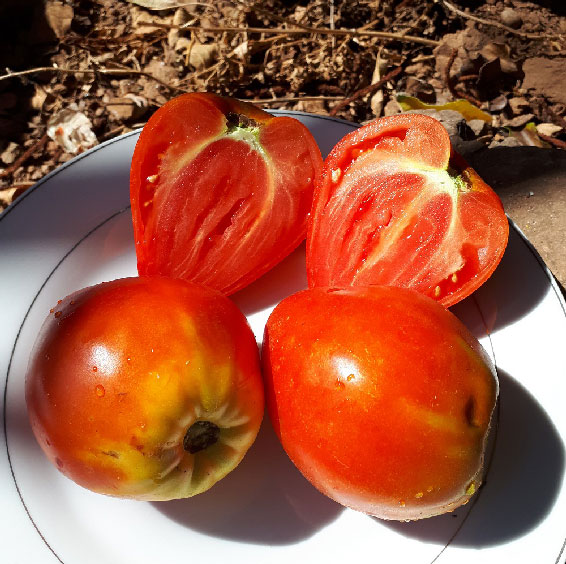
[{"x1": 1, "y1": 112, "x2": 565, "y2": 564}]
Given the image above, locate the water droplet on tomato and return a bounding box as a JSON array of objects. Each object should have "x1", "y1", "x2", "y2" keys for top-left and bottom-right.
[
  {"x1": 451, "y1": 273, "x2": 458, "y2": 283},
  {"x1": 335, "y1": 380, "x2": 345, "y2": 390},
  {"x1": 54, "y1": 311, "x2": 62, "y2": 318},
  {"x1": 415, "y1": 492, "x2": 424, "y2": 499},
  {"x1": 347, "y1": 374, "x2": 355, "y2": 381},
  {"x1": 399, "y1": 500, "x2": 406, "y2": 507},
  {"x1": 49, "y1": 308, "x2": 54, "y2": 313},
  {"x1": 434, "y1": 285, "x2": 441, "y2": 298},
  {"x1": 95, "y1": 384, "x2": 105, "y2": 397},
  {"x1": 92, "y1": 366, "x2": 97, "y2": 372}
]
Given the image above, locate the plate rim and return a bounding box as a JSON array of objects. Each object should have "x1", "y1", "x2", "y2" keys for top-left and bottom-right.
[{"x1": 2, "y1": 111, "x2": 566, "y2": 563}]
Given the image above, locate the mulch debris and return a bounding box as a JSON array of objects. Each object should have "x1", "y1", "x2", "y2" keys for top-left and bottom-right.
[{"x1": 1, "y1": 0, "x2": 565, "y2": 212}]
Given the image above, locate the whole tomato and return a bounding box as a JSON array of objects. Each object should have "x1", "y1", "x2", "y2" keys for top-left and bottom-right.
[
  {"x1": 262, "y1": 285, "x2": 498, "y2": 520},
  {"x1": 25, "y1": 277, "x2": 264, "y2": 501}
]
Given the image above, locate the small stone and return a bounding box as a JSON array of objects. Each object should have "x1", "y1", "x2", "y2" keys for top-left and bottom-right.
[
  {"x1": 489, "y1": 136, "x2": 523, "y2": 148},
  {"x1": 468, "y1": 119, "x2": 488, "y2": 136},
  {"x1": 536, "y1": 123, "x2": 563, "y2": 137},
  {"x1": 504, "y1": 113, "x2": 535, "y2": 128},
  {"x1": 500, "y1": 8, "x2": 523, "y2": 30},
  {"x1": 489, "y1": 95, "x2": 508, "y2": 112}
]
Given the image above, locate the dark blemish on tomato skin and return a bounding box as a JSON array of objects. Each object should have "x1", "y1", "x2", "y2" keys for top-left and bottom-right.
[{"x1": 464, "y1": 396, "x2": 479, "y2": 427}]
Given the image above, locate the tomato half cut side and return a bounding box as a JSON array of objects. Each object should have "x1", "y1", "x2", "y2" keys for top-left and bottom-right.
[
  {"x1": 130, "y1": 92, "x2": 322, "y2": 296},
  {"x1": 306, "y1": 113, "x2": 509, "y2": 308}
]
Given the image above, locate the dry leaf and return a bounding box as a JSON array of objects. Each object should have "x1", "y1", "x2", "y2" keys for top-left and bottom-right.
[
  {"x1": 396, "y1": 95, "x2": 492, "y2": 123},
  {"x1": 126, "y1": 0, "x2": 196, "y2": 9},
  {"x1": 370, "y1": 53, "x2": 386, "y2": 118},
  {"x1": 45, "y1": 0, "x2": 74, "y2": 39},
  {"x1": 187, "y1": 43, "x2": 218, "y2": 70}
]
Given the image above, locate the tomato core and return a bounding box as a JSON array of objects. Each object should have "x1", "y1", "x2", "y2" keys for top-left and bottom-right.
[{"x1": 183, "y1": 420, "x2": 221, "y2": 454}]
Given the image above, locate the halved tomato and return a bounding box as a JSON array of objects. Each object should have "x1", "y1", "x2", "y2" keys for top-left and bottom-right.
[
  {"x1": 306, "y1": 114, "x2": 509, "y2": 307},
  {"x1": 130, "y1": 92, "x2": 322, "y2": 295}
]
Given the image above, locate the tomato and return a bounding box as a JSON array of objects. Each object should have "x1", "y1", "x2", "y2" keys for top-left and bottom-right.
[
  {"x1": 25, "y1": 277, "x2": 264, "y2": 501},
  {"x1": 130, "y1": 92, "x2": 322, "y2": 296},
  {"x1": 262, "y1": 285, "x2": 498, "y2": 520},
  {"x1": 306, "y1": 114, "x2": 509, "y2": 308}
]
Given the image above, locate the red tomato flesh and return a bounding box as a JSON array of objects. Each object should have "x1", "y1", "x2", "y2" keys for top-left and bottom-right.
[
  {"x1": 307, "y1": 114, "x2": 509, "y2": 307},
  {"x1": 262, "y1": 285, "x2": 498, "y2": 520},
  {"x1": 130, "y1": 92, "x2": 322, "y2": 295}
]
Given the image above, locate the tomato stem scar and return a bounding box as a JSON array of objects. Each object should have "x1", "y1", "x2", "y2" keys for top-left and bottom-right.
[
  {"x1": 226, "y1": 112, "x2": 259, "y2": 131},
  {"x1": 183, "y1": 420, "x2": 220, "y2": 454}
]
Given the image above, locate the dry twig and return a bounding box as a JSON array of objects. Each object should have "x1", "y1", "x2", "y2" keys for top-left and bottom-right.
[
  {"x1": 244, "y1": 95, "x2": 342, "y2": 105},
  {"x1": 330, "y1": 66, "x2": 403, "y2": 116},
  {"x1": 149, "y1": 22, "x2": 441, "y2": 47},
  {"x1": 0, "y1": 66, "x2": 189, "y2": 93},
  {"x1": 538, "y1": 133, "x2": 566, "y2": 150}
]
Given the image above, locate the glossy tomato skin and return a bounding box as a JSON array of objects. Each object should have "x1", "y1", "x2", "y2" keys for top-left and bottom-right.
[
  {"x1": 25, "y1": 277, "x2": 264, "y2": 501},
  {"x1": 263, "y1": 285, "x2": 498, "y2": 520},
  {"x1": 130, "y1": 92, "x2": 322, "y2": 296},
  {"x1": 307, "y1": 113, "x2": 509, "y2": 307}
]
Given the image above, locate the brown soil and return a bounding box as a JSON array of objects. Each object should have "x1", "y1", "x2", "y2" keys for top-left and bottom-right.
[{"x1": 1, "y1": 0, "x2": 565, "y2": 212}]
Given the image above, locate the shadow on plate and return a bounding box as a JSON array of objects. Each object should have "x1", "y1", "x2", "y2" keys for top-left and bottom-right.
[
  {"x1": 451, "y1": 225, "x2": 554, "y2": 335},
  {"x1": 152, "y1": 416, "x2": 343, "y2": 545},
  {"x1": 382, "y1": 369, "x2": 565, "y2": 547}
]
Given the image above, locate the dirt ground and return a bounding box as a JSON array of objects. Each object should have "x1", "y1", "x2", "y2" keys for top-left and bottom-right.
[{"x1": 1, "y1": 0, "x2": 565, "y2": 212}]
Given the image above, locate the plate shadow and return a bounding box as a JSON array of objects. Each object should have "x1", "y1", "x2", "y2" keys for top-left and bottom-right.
[
  {"x1": 152, "y1": 417, "x2": 343, "y2": 545},
  {"x1": 382, "y1": 369, "x2": 565, "y2": 547}
]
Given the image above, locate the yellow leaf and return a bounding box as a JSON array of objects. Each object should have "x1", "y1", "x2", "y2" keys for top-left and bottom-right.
[{"x1": 396, "y1": 95, "x2": 492, "y2": 124}]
